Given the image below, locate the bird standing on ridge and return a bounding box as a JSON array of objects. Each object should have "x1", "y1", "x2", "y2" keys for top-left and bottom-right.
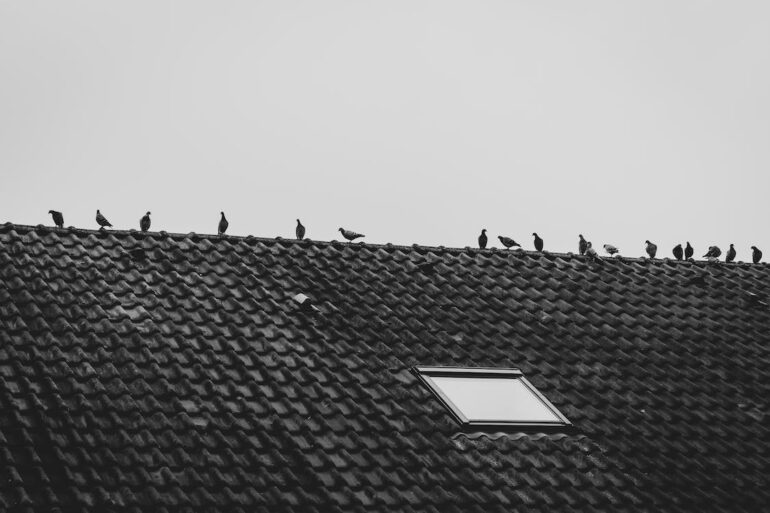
[
  {"x1": 339, "y1": 228, "x2": 365, "y2": 242},
  {"x1": 296, "y1": 219, "x2": 306, "y2": 240},
  {"x1": 725, "y1": 244, "x2": 736, "y2": 263},
  {"x1": 685, "y1": 242, "x2": 694, "y2": 260},
  {"x1": 96, "y1": 210, "x2": 112, "y2": 230},
  {"x1": 140, "y1": 212, "x2": 151, "y2": 232},
  {"x1": 672, "y1": 244, "x2": 683, "y2": 261},
  {"x1": 49, "y1": 210, "x2": 64, "y2": 228},
  {"x1": 218, "y1": 212, "x2": 229, "y2": 235},
  {"x1": 478, "y1": 229, "x2": 488, "y2": 249},
  {"x1": 585, "y1": 242, "x2": 598, "y2": 259},
  {"x1": 603, "y1": 244, "x2": 619, "y2": 256},
  {"x1": 703, "y1": 246, "x2": 721, "y2": 259},
  {"x1": 578, "y1": 235, "x2": 588, "y2": 256},
  {"x1": 498, "y1": 235, "x2": 519, "y2": 249},
  {"x1": 645, "y1": 240, "x2": 657, "y2": 259},
  {"x1": 752, "y1": 246, "x2": 762, "y2": 264},
  {"x1": 532, "y1": 233, "x2": 544, "y2": 251}
]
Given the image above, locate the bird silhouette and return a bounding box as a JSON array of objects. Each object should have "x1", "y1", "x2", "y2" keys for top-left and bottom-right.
[
  {"x1": 95, "y1": 210, "x2": 112, "y2": 229},
  {"x1": 532, "y1": 233, "x2": 544, "y2": 251},
  {"x1": 703, "y1": 246, "x2": 721, "y2": 259},
  {"x1": 218, "y1": 212, "x2": 229, "y2": 235},
  {"x1": 478, "y1": 229, "x2": 488, "y2": 249},
  {"x1": 339, "y1": 228, "x2": 364, "y2": 242},
  {"x1": 48, "y1": 210, "x2": 64, "y2": 228},
  {"x1": 140, "y1": 212, "x2": 151, "y2": 232},
  {"x1": 672, "y1": 244, "x2": 683, "y2": 261},
  {"x1": 296, "y1": 219, "x2": 306, "y2": 240},
  {"x1": 645, "y1": 240, "x2": 657, "y2": 259},
  {"x1": 603, "y1": 244, "x2": 619, "y2": 256},
  {"x1": 578, "y1": 234, "x2": 588, "y2": 256},
  {"x1": 498, "y1": 235, "x2": 520, "y2": 249},
  {"x1": 685, "y1": 242, "x2": 694, "y2": 260},
  {"x1": 725, "y1": 244, "x2": 736, "y2": 263},
  {"x1": 752, "y1": 246, "x2": 762, "y2": 264}
]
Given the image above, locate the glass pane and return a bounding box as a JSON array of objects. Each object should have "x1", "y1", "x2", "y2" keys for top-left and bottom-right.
[{"x1": 429, "y1": 376, "x2": 560, "y2": 422}]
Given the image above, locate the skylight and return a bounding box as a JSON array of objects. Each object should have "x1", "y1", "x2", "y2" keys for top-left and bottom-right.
[{"x1": 416, "y1": 367, "x2": 570, "y2": 427}]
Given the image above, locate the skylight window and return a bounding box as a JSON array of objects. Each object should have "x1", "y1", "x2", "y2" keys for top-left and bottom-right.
[{"x1": 416, "y1": 367, "x2": 570, "y2": 427}]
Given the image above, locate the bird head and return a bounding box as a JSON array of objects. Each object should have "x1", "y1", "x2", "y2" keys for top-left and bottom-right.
[
  {"x1": 645, "y1": 240, "x2": 651, "y2": 244},
  {"x1": 146, "y1": 211, "x2": 151, "y2": 216},
  {"x1": 297, "y1": 219, "x2": 301, "y2": 224},
  {"x1": 579, "y1": 234, "x2": 584, "y2": 240},
  {"x1": 686, "y1": 242, "x2": 692, "y2": 247},
  {"x1": 48, "y1": 210, "x2": 55, "y2": 214},
  {"x1": 587, "y1": 242, "x2": 592, "y2": 248},
  {"x1": 97, "y1": 210, "x2": 101, "y2": 214},
  {"x1": 532, "y1": 232, "x2": 538, "y2": 237},
  {"x1": 220, "y1": 211, "x2": 225, "y2": 216},
  {"x1": 338, "y1": 228, "x2": 344, "y2": 232},
  {"x1": 752, "y1": 246, "x2": 758, "y2": 250},
  {"x1": 481, "y1": 229, "x2": 486, "y2": 234},
  {"x1": 730, "y1": 243, "x2": 734, "y2": 248}
]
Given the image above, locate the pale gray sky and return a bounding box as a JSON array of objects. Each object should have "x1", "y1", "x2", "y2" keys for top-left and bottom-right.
[{"x1": 1, "y1": 1, "x2": 769, "y2": 259}]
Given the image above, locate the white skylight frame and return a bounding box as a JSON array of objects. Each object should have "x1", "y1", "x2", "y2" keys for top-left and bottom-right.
[{"x1": 415, "y1": 367, "x2": 571, "y2": 428}]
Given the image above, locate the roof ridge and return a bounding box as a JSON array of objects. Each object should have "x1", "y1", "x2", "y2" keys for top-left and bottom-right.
[{"x1": 0, "y1": 221, "x2": 766, "y2": 267}]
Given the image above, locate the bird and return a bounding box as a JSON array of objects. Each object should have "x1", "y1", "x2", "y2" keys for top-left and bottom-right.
[
  {"x1": 703, "y1": 246, "x2": 721, "y2": 259},
  {"x1": 339, "y1": 228, "x2": 365, "y2": 242},
  {"x1": 672, "y1": 244, "x2": 683, "y2": 261},
  {"x1": 725, "y1": 244, "x2": 736, "y2": 263},
  {"x1": 498, "y1": 235, "x2": 520, "y2": 249},
  {"x1": 603, "y1": 244, "x2": 619, "y2": 256},
  {"x1": 218, "y1": 212, "x2": 229, "y2": 235},
  {"x1": 477, "y1": 229, "x2": 488, "y2": 249},
  {"x1": 295, "y1": 219, "x2": 306, "y2": 240},
  {"x1": 140, "y1": 212, "x2": 151, "y2": 232},
  {"x1": 532, "y1": 233, "x2": 544, "y2": 251},
  {"x1": 585, "y1": 241, "x2": 599, "y2": 260},
  {"x1": 578, "y1": 234, "x2": 588, "y2": 256},
  {"x1": 685, "y1": 242, "x2": 694, "y2": 260},
  {"x1": 95, "y1": 210, "x2": 112, "y2": 229},
  {"x1": 48, "y1": 210, "x2": 64, "y2": 228},
  {"x1": 752, "y1": 246, "x2": 762, "y2": 264},
  {"x1": 645, "y1": 240, "x2": 657, "y2": 259}
]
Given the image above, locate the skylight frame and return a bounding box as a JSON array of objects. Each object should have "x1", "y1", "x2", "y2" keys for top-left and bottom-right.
[{"x1": 415, "y1": 366, "x2": 571, "y2": 428}]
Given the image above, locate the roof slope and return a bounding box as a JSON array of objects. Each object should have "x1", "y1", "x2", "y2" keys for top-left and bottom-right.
[{"x1": 1, "y1": 223, "x2": 769, "y2": 512}]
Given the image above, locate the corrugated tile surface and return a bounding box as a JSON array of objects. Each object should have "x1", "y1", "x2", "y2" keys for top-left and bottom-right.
[{"x1": 1, "y1": 223, "x2": 769, "y2": 512}]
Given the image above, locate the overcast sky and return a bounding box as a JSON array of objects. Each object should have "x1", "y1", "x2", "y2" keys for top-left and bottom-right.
[{"x1": 1, "y1": 1, "x2": 769, "y2": 259}]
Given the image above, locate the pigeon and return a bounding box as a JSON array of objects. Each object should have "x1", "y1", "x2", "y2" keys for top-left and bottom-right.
[
  {"x1": 95, "y1": 210, "x2": 112, "y2": 229},
  {"x1": 585, "y1": 242, "x2": 599, "y2": 260},
  {"x1": 295, "y1": 219, "x2": 306, "y2": 240},
  {"x1": 140, "y1": 212, "x2": 151, "y2": 232},
  {"x1": 339, "y1": 228, "x2": 364, "y2": 242},
  {"x1": 497, "y1": 235, "x2": 520, "y2": 249},
  {"x1": 703, "y1": 246, "x2": 721, "y2": 259},
  {"x1": 725, "y1": 244, "x2": 736, "y2": 263},
  {"x1": 672, "y1": 244, "x2": 683, "y2": 261},
  {"x1": 645, "y1": 240, "x2": 657, "y2": 259},
  {"x1": 218, "y1": 212, "x2": 229, "y2": 235},
  {"x1": 603, "y1": 244, "x2": 619, "y2": 256},
  {"x1": 752, "y1": 246, "x2": 762, "y2": 264},
  {"x1": 48, "y1": 210, "x2": 64, "y2": 228},
  {"x1": 532, "y1": 233, "x2": 544, "y2": 251},
  {"x1": 578, "y1": 234, "x2": 588, "y2": 256},
  {"x1": 477, "y1": 229, "x2": 488, "y2": 249},
  {"x1": 685, "y1": 242, "x2": 694, "y2": 260}
]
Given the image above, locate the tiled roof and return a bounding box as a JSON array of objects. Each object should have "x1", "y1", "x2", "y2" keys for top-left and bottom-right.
[{"x1": 1, "y1": 222, "x2": 769, "y2": 512}]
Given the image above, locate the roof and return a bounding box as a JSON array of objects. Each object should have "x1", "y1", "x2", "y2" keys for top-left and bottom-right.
[{"x1": 1, "y1": 222, "x2": 769, "y2": 512}]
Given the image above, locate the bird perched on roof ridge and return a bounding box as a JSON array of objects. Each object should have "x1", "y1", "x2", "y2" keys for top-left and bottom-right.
[
  {"x1": 295, "y1": 219, "x2": 306, "y2": 240},
  {"x1": 603, "y1": 244, "x2": 619, "y2": 256},
  {"x1": 218, "y1": 212, "x2": 229, "y2": 235},
  {"x1": 48, "y1": 210, "x2": 64, "y2": 228},
  {"x1": 703, "y1": 246, "x2": 721, "y2": 259},
  {"x1": 578, "y1": 234, "x2": 588, "y2": 256},
  {"x1": 532, "y1": 233, "x2": 544, "y2": 251},
  {"x1": 752, "y1": 246, "x2": 762, "y2": 264},
  {"x1": 725, "y1": 244, "x2": 736, "y2": 263},
  {"x1": 95, "y1": 210, "x2": 112, "y2": 230},
  {"x1": 339, "y1": 228, "x2": 364, "y2": 242},
  {"x1": 685, "y1": 242, "x2": 694, "y2": 260},
  {"x1": 672, "y1": 244, "x2": 683, "y2": 261},
  {"x1": 645, "y1": 240, "x2": 657, "y2": 259},
  {"x1": 585, "y1": 241, "x2": 600, "y2": 260},
  {"x1": 140, "y1": 212, "x2": 151, "y2": 232},
  {"x1": 498, "y1": 235, "x2": 520, "y2": 249},
  {"x1": 477, "y1": 229, "x2": 487, "y2": 249}
]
